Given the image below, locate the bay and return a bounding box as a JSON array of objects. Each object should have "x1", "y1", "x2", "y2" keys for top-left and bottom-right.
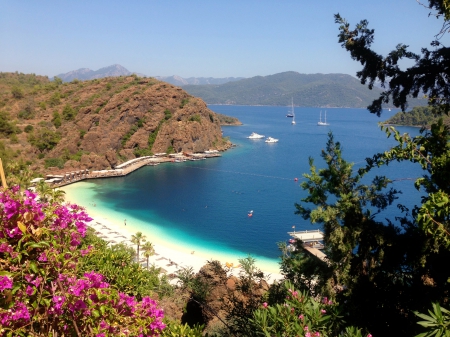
[{"x1": 63, "y1": 106, "x2": 424, "y2": 269}]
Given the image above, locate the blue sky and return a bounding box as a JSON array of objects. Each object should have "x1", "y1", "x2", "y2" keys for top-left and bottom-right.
[{"x1": 1, "y1": 0, "x2": 446, "y2": 79}]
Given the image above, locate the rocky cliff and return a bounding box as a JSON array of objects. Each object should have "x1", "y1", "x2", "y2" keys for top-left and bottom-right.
[{"x1": 0, "y1": 73, "x2": 240, "y2": 176}]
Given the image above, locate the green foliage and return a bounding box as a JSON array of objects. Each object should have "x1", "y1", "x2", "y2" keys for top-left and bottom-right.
[
  {"x1": 249, "y1": 282, "x2": 353, "y2": 337},
  {"x1": 121, "y1": 123, "x2": 140, "y2": 146},
  {"x1": 0, "y1": 188, "x2": 167, "y2": 336},
  {"x1": 18, "y1": 98, "x2": 35, "y2": 119},
  {"x1": 131, "y1": 231, "x2": 147, "y2": 263},
  {"x1": 48, "y1": 91, "x2": 61, "y2": 107},
  {"x1": 166, "y1": 145, "x2": 174, "y2": 154},
  {"x1": 39, "y1": 101, "x2": 47, "y2": 110},
  {"x1": 9, "y1": 133, "x2": 18, "y2": 144},
  {"x1": 11, "y1": 85, "x2": 24, "y2": 99},
  {"x1": 384, "y1": 106, "x2": 447, "y2": 127},
  {"x1": 284, "y1": 125, "x2": 450, "y2": 336},
  {"x1": 0, "y1": 111, "x2": 19, "y2": 136},
  {"x1": 148, "y1": 130, "x2": 158, "y2": 148},
  {"x1": 62, "y1": 103, "x2": 76, "y2": 120},
  {"x1": 334, "y1": 8, "x2": 450, "y2": 116},
  {"x1": 164, "y1": 109, "x2": 172, "y2": 120},
  {"x1": 53, "y1": 76, "x2": 63, "y2": 85},
  {"x1": 44, "y1": 156, "x2": 65, "y2": 168},
  {"x1": 52, "y1": 111, "x2": 62, "y2": 128},
  {"x1": 79, "y1": 230, "x2": 170, "y2": 300},
  {"x1": 134, "y1": 147, "x2": 153, "y2": 157},
  {"x1": 180, "y1": 98, "x2": 189, "y2": 108},
  {"x1": 27, "y1": 128, "x2": 61, "y2": 152},
  {"x1": 106, "y1": 82, "x2": 112, "y2": 90},
  {"x1": 24, "y1": 124, "x2": 33, "y2": 133},
  {"x1": 161, "y1": 321, "x2": 204, "y2": 337},
  {"x1": 415, "y1": 303, "x2": 450, "y2": 337},
  {"x1": 189, "y1": 114, "x2": 201, "y2": 123},
  {"x1": 224, "y1": 256, "x2": 270, "y2": 336},
  {"x1": 79, "y1": 129, "x2": 86, "y2": 139}
]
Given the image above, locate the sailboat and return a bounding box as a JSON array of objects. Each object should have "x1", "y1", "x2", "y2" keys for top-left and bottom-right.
[
  {"x1": 290, "y1": 98, "x2": 296, "y2": 125},
  {"x1": 317, "y1": 110, "x2": 329, "y2": 126}
]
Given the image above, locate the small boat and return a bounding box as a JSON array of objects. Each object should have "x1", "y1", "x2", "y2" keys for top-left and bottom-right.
[
  {"x1": 247, "y1": 132, "x2": 265, "y2": 139},
  {"x1": 317, "y1": 110, "x2": 329, "y2": 126},
  {"x1": 248, "y1": 210, "x2": 253, "y2": 217},
  {"x1": 265, "y1": 137, "x2": 279, "y2": 143}
]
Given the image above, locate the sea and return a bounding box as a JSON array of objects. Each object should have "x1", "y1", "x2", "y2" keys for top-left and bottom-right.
[{"x1": 63, "y1": 105, "x2": 424, "y2": 273}]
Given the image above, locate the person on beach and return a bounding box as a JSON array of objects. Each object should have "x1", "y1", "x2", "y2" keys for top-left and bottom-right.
[{"x1": 124, "y1": 219, "x2": 126, "y2": 226}]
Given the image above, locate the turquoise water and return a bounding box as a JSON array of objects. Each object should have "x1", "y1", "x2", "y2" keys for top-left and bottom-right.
[{"x1": 63, "y1": 106, "x2": 423, "y2": 269}]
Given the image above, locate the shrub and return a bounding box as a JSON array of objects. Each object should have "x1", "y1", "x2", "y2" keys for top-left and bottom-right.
[
  {"x1": 18, "y1": 109, "x2": 34, "y2": 119},
  {"x1": 62, "y1": 103, "x2": 76, "y2": 120},
  {"x1": 0, "y1": 188, "x2": 166, "y2": 336},
  {"x1": 48, "y1": 91, "x2": 61, "y2": 107},
  {"x1": 24, "y1": 125, "x2": 33, "y2": 133},
  {"x1": 9, "y1": 134, "x2": 18, "y2": 144},
  {"x1": 44, "y1": 157, "x2": 65, "y2": 168},
  {"x1": 27, "y1": 128, "x2": 61, "y2": 152},
  {"x1": 11, "y1": 85, "x2": 24, "y2": 99},
  {"x1": 0, "y1": 111, "x2": 18, "y2": 136},
  {"x1": 189, "y1": 114, "x2": 201, "y2": 123},
  {"x1": 52, "y1": 111, "x2": 62, "y2": 128}
]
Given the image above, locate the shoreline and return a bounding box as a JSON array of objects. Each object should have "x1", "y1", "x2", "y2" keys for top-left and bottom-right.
[{"x1": 62, "y1": 183, "x2": 284, "y2": 283}]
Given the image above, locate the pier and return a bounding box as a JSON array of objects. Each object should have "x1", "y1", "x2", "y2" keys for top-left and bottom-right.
[
  {"x1": 288, "y1": 229, "x2": 328, "y2": 262},
  {"x1": 40, "y1": 152, "x2": 221, "y2": 189}
]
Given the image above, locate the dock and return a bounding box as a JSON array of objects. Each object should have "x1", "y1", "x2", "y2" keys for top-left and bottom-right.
[
  {"x1": 288, "y1": 229, "x2": 328, "y2": 263},
  {"x1": 40, "y1": 152, "x2": 221, "y2": 189}
]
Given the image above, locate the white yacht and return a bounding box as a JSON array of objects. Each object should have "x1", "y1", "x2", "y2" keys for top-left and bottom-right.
[
  {"x1": 265, "y1": 137, "x2": 279, "y2": 143},
  {"x1": 247, "y1": 132, "x2": 265, "y2": 139}
]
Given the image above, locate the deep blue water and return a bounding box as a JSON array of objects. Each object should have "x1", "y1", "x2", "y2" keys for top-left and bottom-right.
[{"x1": 64, "y1": 106, "x2": 424, "y2": 266}]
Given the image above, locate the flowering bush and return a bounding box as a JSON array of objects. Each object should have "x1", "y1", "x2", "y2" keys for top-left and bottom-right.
[
  {"x1": 249, "y1": 282, "x2": 370, "y2": 337},
  {"x1": 0, "y1": 186, "x2": 165, "y2": 336}
]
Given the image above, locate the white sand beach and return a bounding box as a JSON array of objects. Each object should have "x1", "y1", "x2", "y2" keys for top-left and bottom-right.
[
  {"x1": 86, "y1": 214, "x2": 284, "y2": 284},
  {"x1": 65, "y1": 190, "x2": 285, "y2": 284}
]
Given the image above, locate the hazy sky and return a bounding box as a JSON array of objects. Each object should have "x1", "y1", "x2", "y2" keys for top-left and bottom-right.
[{"x1": 1, "y1": 1, "x2": 446, "y2": 79}]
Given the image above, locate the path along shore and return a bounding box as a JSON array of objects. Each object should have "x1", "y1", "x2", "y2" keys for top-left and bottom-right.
[{"x1": 43, "y1": 152, "x2": 222, "y2": 188}]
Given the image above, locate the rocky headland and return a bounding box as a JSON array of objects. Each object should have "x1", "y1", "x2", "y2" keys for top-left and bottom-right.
[{"x1": 0, "y1": 72, "x2": 241, "y2": 176}]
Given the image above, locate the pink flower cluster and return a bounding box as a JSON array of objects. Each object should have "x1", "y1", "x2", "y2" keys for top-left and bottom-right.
[{"x1": 0, "y1": 187, "x2": 166, "y2": 336}]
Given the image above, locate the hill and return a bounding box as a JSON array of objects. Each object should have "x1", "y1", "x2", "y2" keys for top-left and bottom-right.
[
  {"x1": 182, "y1": 71, "x2": 428, "y2": 108},
  {"x1": 383, "y1": 106, "x2": 450, "y2": 128},
  {"x1": 0, "y1": 72, "x2": 239, "y2": 176}
]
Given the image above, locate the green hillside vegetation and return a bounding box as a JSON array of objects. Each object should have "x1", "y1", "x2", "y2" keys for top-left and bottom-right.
[
  {"x1": 183, "y1": 71, "x2": 427, "y2": 108},
  {"x1": 384, "y1": 106, "x2": 450, "y2": 128}
]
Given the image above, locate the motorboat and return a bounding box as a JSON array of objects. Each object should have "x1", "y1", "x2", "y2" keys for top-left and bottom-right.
[
  {"x1": 247, "y1": 132, "x2": 265, "y2": 139},
  {"x1": 265, "y1": 137, "x2": 279, "y2": 143}
]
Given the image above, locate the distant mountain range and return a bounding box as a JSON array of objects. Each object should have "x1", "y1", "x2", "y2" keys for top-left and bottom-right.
[
  {"x1": 54, "y1": 65, "x2": 426, "y2": 108},
  {"x1": 54, "y1": 65, "x2": 243, "y2": 86},
  {"x1": 182, "y1": 71, "x2": 425, "y2": 108},
  {"x1": 54, "y1": 64, "x2": 146, "y2": 82}
]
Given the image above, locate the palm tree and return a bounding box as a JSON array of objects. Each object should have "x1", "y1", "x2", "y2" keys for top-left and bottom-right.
[
  {"x1": 142, "y1": 241, "x2": 155, "y2": 269},
  {"x1": 35, "y1": 180, "x2": 53, "y2": 203},
  {"x1": 131, "y1": 232, "x2": 146, "y2": 262},
  {"x1": 49, "y1": 188, "x2": 66, "y2": 203}
]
